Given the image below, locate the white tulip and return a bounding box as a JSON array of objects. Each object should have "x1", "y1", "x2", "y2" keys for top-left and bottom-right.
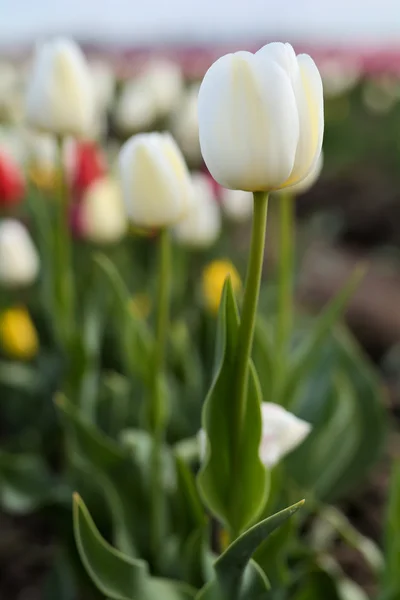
[
  {"x1": 198, "y1": 42, "x2": 324, "y2": 192},
  {"x1": 0, "y1": 219, "x2": 39, "y2": 287},
  {"x1": 119, "y1": 132, "x2": 194, "y2": 228},
  {"x1": 114, "y1": 78, "x2": 159, "y2": 133},
  {"x1": 170, "y1": 84, "x2": 201, "y2": 164},
  {"x1": 199, "y1": 402, "x2": 311, "y2": 468},
  {"x1": 220, "y1": 188, "x2": 253, "y2": 222},
  {"x1": 141, "y1": 59, "x2": 184, "y2": 117},
  {"x1": 280, "y1": 152, "x2": 323, "y2": 196},
  {"x1": 80, "y1": 177, "x2": 127, "y2": 244},
  {"x1": 89, "y1": 59, "x2": 115, "y2": 113},
  {"x1": 173, "y1": 172, "x2": 221, "y2": 248},
  {"x1": 25, "y1": 131, "x2": 58, "y2": 171},
  {"x1": 25, "y1": 38, "x2": 95, "y2": 137}
]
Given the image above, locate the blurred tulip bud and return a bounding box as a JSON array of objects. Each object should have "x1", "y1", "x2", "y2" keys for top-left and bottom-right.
[
  {"x1": 80, "y1": 177, "x2": 127, "y2": 244},
  {"x1": 0, "y1": 219, "x2": 39, "y2": 287},
  {"x1": 114, "y1": 78, "x2": 159, "y2": 134},
  {"x1": 25, "y1": 38, "x2": 94, "y2": 137},
  {"x1": 141, "y1": 59, "x2": 184, "y2": 117},
  {"x1": 201, "y1": 259, "x2": 241, "y2": 314},
  {"x1": 280, "y1": 151, "x2": 323, "y2": 196},
  {"x1": 173, "y1": 172, "x2": 221, "y2": 248},
  {"x1": 69, "y1": 140, "x2": 107, "y2": 197},
  {"x1": 0, "y1": 151, "x2": 25, "y2": 207},
  {"x1": 220, "y1": 188, "x2": 253, "y2": 222},
  {"x1": 119, "y1": 132, "x2": 194, "y2": 228},
  {"x1": 0, "y1": 306, "x2": 39, "y2": 360},
  {"x1": 320, "y1": 58, "x2": 361, "y2": 98},
  {"x1": 199, "y1": 402, "x2": 311, "y2": 467},
  {"x1": 26, "y1": 131, "x2": 59, "y2": 191},
  {"x1": 0, "y1": 61, "x2": 24, "y2": 124},
  {"x1": 198, "y1": 42, "x2": 324, "y2": 192},
  {"x1": 170, "y1": 84, "x2": 201, "y2": 165},
  {"x1": 89, "y1": 59, "x2": 115, "y2": 113}
]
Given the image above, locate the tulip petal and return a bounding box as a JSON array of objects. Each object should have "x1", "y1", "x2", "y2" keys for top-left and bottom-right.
[{"x1": 198, "y1": 52, "x2": 299, "y2": 191}]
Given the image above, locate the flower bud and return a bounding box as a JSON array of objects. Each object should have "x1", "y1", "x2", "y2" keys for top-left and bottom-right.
[
  {"x1": 119, "y1": 132, "x2": 194, "y2": 229},
  {"x1": 279, "y1": 152, "x2": 323, "y2": 196},
  {"x1": 25, "y1": 38, "x2": 94, "y2": 137},
  {"x1": 0, "y1": 219, "x2": 39, "y2": 287},
  {"x1": 173, "y1": 172, "x2": 221, "y2": 248},
  {"x1": 0, "y1": 307, "x2": 38, "y2": 360},
  {"x1": 69, "y1": 140, "x2": 107, "y2": 197},
  {"x1": 0, "y1": 151, "x2": 25, "y2": 207},
  {"x1": 170, "y1": 84, "x2": 201, "y2": 165},
  {"x1": 259, "y1": 402, "x2": 311, "y2": 467},
  {"x1": 89, "y1": 59, "x2": 115, "y2": 113},
  {"x1": 198, "y1": 42, "x2": 324, "y2": 192},
  {"x1": 114, "y1": 78, "x2": 158, "y2": 134},
  {"x1": 202, "y1": 260, "x2": 241, "y2": 314},
  {"x1": 220, "y1": 188, "x2": 253, "y2": 222},
  {"x1": 80, "y1": 177, "x2": 127, "y2": 244},
  {"x1": 141, "y1": 59, "x2": 184, "y2": 117}
]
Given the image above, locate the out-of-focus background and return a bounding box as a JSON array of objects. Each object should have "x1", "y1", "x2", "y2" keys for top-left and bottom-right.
[{"x1": 2, "y1": 2, "x2": 400, "y2": 598}]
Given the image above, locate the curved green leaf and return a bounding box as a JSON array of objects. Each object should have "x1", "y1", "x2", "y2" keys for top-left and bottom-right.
[{"x1": 197, "y1": 278, "x2": 268, "y2": 535}]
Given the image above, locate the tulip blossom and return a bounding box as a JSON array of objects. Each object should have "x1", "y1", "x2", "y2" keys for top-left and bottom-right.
[
  {"x1": 70, "y1": 141, "x2": 107, "y2": 197},
  {"x1": 199, "y1": 402, "x2": 311, "y2": 468},
  {"x1": 119, "y1": 132, "x2": 194, "y2": 229},
  {"x1": 170, "y1": 84, "x2": 201, "y2": 164},
  {"x1": 0, "y1": 151, "x2": 24, "y2": 207},
  {"x1": 141, "y1": 59, "x2": 184, "y2": 117},
  {"x1": 220, "y1": 188, "x2": 253, "y2": 222},
  {"x1": 0, "y1": 219, "x2": 39, "y2": 287},
  {"x1": 0, "y1": 307, "x2": 39, "y2": 360},
  {"x1": 282, "y1": 152, "x2": 323, "y2": 196},
  {"x1": 198, "y1": 42, "x2": 324, "y2": 192},
  {"x1": 115, "y1": 78, "x2": 159, "y2": 134},
  {"x1": 80, "y1": 177, "x2": 127, "y2": 244},
  {"x1": 173, "y1": 172, "x2": 221, "y2": 248},
  {"x1": 201, "y1": 259, "x2": 242, "y2": 314},
  {"x1": 25, "y1": 38, "x2": 94, "y2": 137}
]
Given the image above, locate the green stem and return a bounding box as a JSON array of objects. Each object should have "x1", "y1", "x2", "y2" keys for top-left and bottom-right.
[
  {"x1": 232, "y1": 191, "x2": 269, "y2": 467},
  {"x1": 54, "y1": 136, "x2": 74, "y2": 348},
  {"x1": 275, "y1": 192, "x2": 294, "y2": 395},
  {"x1": 150, "y1": 227, "x2": 171, "y2": 564}
]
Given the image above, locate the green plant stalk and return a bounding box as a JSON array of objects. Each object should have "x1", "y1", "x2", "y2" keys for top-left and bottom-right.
[
  {"x1": 54, "y1": 136, "x2": 74, "y2": 347},
  {"x1": 232, "y1": 191, "x2": 268, "y2": 495},
  {"x1": 150, "y1": 227, "x2": 171, "y2": 564},
  {"x1": 275, "y1": 192, "x2": 295, "y2": 397}
]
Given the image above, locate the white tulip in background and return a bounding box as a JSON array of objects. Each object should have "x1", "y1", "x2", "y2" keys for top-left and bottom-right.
[
  {"x1": 80, "y1": 177, "x2": 127, "y2": 244},
  {"x1": 89, "y1": 59, "x2": 116, "y2": 113},
  {"x1": 198, "y1": 42, "x2": 324, "y2": 192},
  {"x1": 119, "y1": 132, "x2": 194, "y2": 228},
  {"x1": 220, "y1": 188, "x2": 253, "y2": 222},
  {"x1": 199, "y1": 402, "x2": 311, "y2": 468},
  {"x1": 114, "y1": 78, "x2": 159, "y2": 133},
  {"x1": 320, "y1": 58, "x2": 361, "y2": 98},
  {"x1": 25, "y1": 38, "x2": 95, "y2": 137},
  {"x1": 0, "y1": 219, "x2": 39, "y2": 288},
  {"x1": 173, "y1": 172, "x2": 221, "y2": 248},
  {"x1": 170, "y1": 84, "x2": 202, "y2": 165},
  {"x1": 281, "y1": 152, "x2": 324, "y2": 196},
  {"x1": 25, "y1": 130, "x2": 58, "y2": 172},
  {"x1": 141, "y1": 59, "x2": 184, "y2": 117},
  {"x1": 0, "y1": 61, "x2": 24, "y2": 124}
]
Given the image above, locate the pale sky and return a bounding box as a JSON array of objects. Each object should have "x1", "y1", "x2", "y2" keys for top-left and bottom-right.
[{"x1": 1, "y1": 0, "x2": 400, "y2": 47}]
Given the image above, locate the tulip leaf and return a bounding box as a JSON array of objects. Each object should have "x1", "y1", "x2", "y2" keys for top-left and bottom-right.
[
  {"x1": 74, "y1": 494, "x2": 196, "y2": 600},
  {"x1": 57, "y1": 395, "x2": 150, "y2": 558},
  {"x1": 282, "y1": 265, "x2": 365, "y2": 407},
  {"x1": 197, "y1": 277, "x2": 268, "y2": 536},
  {"x1": 94, "y1": 253, "x2": 153, "y2": 384},
  {"x1": 382, "y1": 462, "x2": 400, "y2": 599}
]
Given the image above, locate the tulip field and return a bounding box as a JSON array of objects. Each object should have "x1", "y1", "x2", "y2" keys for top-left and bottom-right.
[{"x1": 0, "y1": 39, "x2": 400, "y2": 600}]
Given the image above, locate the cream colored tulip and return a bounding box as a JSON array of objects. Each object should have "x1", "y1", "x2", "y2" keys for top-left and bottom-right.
[
  {"x1": 141, "y1": 59, "x2": 184, "y2": 117},
  {"x1": 0, "y1": 219, "x2": 39, "y2": 287},
  {"x1": 119, "y1": 132, "x2": 194, "y2": 228},
  {"x1": 80, "y1": 177, "x2": 127, "y2": 244},
  {"x1": 25, "y1": 38, "x2": 94, "y2": 137},
  {"x1": 114, "y1": 78, "x2": 158, "y2": 134},
  {"x1": 220, "y1": 188, "x2": 253, "y2": 222},
  {"x1": 198, "y1": 42, "x2": 324, "y2": 192},
  {"x1": 173, "y1": 172, "x2": 221, "y2": 248},
  {"x1": 170, "y1": 84, "x2": 201, "y2": 164}
]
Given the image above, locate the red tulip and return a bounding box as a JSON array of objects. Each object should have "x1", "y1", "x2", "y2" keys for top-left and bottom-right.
[
  {"x1": 0, "y1": 152, "x2": 24, "y2": 208},
  {"x1": 71, "y1": 141, "x2": 107, "y2": 198}
]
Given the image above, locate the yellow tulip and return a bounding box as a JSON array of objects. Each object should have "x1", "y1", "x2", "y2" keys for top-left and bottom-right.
[
  {"x1": 202, "y1": 260, "x2": 242, "y2": 315},
  {"x1": 0, "y1": 307, "x2": 39, "y2": 360}
]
